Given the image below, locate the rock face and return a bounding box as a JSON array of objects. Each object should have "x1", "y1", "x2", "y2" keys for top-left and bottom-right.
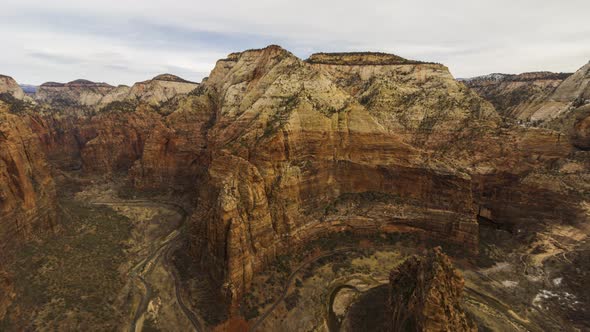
[
  {"x1": 308, "y1": 52, "x2": 500, "y2": 150},
  {"x1": 129, "y1": 94, "x2": 213, "y2": 190},
  {"x1": 464, "y1": 72, "x2": 571, "y2": 119},
  {"x1": 466, "y1": 62, "x2": 590, "y2": 149},
  {"x1": 188, "y1": 46, "x2": 493, "y2": 304},
  {"x1": 124, "y1": 74, "x2": 199, "y2": 106},
  {"x1": 187, "y1": 47, "x2": 590, "y2": 308},
  {"x1": 0, "y1": 75, "x2": 25, "y2": 99},
  {"x1": 388, "y1": 247, "x2": 476, "y2": 332},
  {"x1": 465, "y1": 62, "x2": 590, "y2": 123},
  {"x1": 0, "y1": 100, "x2": 56, "y2": 320},
  {"x1": 26, "y1": 74, "x2": 201, "y2": 186}
]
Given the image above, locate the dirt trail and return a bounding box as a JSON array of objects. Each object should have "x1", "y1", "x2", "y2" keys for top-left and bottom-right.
[
  {"x1": 249, "y1": 245, "x2": 397, "y2": 332},
  {"x1": 92, "y1": 200, "x2": 203, "y2": 332}
]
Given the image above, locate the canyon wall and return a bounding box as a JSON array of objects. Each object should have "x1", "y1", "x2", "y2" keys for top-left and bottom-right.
[
  {"x1": 27, "y1": 75, "x2": 202, "y2": 188},
  {"x1": 466, "y1": 62, "x2": 590, "y2": 150},
  {"x1": 185, "y1": 46, "x2": 555, "y2": 304},
  {"x1": 0, "y1": 98, "x2": 56, "y2": 320},
  {"x1": 464, "y1": 72, "x2": 571, "y2": 119}
]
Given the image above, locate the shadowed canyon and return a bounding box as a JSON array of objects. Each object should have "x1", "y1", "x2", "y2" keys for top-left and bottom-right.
[{"x1": 1, "y1": 46, "x2": 589, "y2": 331}]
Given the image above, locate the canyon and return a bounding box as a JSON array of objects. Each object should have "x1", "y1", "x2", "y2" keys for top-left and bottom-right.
[{"x1": 0, "y1": 46, "x2": 589, "y2": 331}]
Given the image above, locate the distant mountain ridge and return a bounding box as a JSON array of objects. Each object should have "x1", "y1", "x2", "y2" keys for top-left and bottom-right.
[
  {"x1": 33, "y1": 74, "x2": 199, "y2": 107},
  {"x1": 19, "y1": 84, "x2": 38, "y2": 95}
]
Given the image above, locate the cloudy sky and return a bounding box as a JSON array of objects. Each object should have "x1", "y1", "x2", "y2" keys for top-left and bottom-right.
[{"x1": 2, "y1": 0, "x2": 589, "y2": 85}]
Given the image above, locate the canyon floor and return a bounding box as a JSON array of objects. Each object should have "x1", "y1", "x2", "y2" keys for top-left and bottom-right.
[
  {"x1": 2, "y1": 172, "x2": 588, "y2": 331},
  {"x1": 1, "y1": 173, "x2": 201, "y2": 331}
]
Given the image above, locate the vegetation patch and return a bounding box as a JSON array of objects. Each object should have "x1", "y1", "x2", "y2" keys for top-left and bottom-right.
[
  {"x1": 1, "y1": 198, "x2": 132, "y2": 330},
  {"x1": 99, "y1": 100, "x2": 138, "y2": 113},
  {"x1": 0, "y1": 93, "x2": 31, "y2": 114}
]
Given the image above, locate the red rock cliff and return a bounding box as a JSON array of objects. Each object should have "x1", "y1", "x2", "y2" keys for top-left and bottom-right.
[{"x1": 0, "y1": 100, "x2": 56, "y2": 320}]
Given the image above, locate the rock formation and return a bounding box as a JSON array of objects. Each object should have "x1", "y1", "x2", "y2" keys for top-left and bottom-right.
[
  {"x1": 188, "y1": 46, "x2": 490, "y2": 304},
  {"x1": 183, "y1": 47, "x2": 590, "y2": 308},
  {"x1": 24, "y1": 74, "x2": 201, "y2": 182},
  {"x1": 466, "y1": 62, "x2": 590, "y2": 150},
  {"x1": 35, "y1": 79, "x2": 116, "y2": 106},
  {"x1": 466, "y1": 63, "x2": 589, "y2": 123},
  {"x1": 0, "y1": 99, "x2": 56, "y2": 320},
  {"x1": 123, "y1": 74, "x2": 199, "y2": 106},
  {"x1": 464, "y1": 72, "x2": 571, "y2": 118},
  {"x1": 0, "y1": 75, "x2": 25, "y2": 100},
  {"x1": 34, "y1": 74, "x2": 199, "y2": 108},
  {"x1": 387, "y1": 247, "x2": 476, "y2": 332}
]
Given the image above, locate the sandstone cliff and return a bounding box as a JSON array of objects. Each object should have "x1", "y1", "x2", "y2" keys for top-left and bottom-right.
[
  {"x1": 466, "y1": 62, "x2": 590, "y2": 150},
  {"x1": 188, "y1": 46, "x2": 495, "y2": 304},
  {"x1": 188, "y1": 47, "x2": 590, "y2": 308},
  {"x1": 26, "y1": 74, "x2": 201, "y2": 183},
  {"x1": 466, "y1": 62, "x2": 590, "y2": 123},
  {"x1": 123, "y1": 74, "x2": 199, "y2": 106},
  {"x1": 0, "y1": 75, "x2": 25, "y2": 100},
  {"x1": 464, "y1": 72, "x2": 571, "y2": 119},
  {"x1": 388, "y1": 247, "x2": 476, "y2": 332},
  {"x1": 0, "y1": 100, "x2": 56, "y2": 320}
]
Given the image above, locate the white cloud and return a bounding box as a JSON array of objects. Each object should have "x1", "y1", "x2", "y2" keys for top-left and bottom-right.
[{"x1": 1, "y1": 0, "x2": 589, "y2": 84}]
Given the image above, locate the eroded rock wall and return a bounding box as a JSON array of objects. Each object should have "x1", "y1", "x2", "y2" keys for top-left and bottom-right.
[
  {"x1": 188, "y1": 46, "x2": 483, "y2": 304},
  {"x1": 0, "y1": 101, "x2": 56, "y2": 320},
  {"x1": 387, "y1": 247, "x2": 476, "y2": 332}
]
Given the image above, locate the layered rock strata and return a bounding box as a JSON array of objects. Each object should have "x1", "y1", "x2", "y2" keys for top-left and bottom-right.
[
  {"x1": 464, "y1": 72, "x2": 571, "y2": 119},
  {"x1": 0, "y1": 100, "x2": 56, "y2": 320},
  {"x1": 189, "y1": 47, "x2": 492, "y2": 304}
]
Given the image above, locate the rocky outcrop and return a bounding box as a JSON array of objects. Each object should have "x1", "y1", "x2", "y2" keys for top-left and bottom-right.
[
  {"x1": 308, "y1": 52, "x2": 500, "y2": 150},
  {"x1": 466, "y1": 62, "x2": 590, "y2": 124},
  {"x1": 466, "y1": 62, "x2": 590, "y2": 150},
  {"x1": 464, "y1": 72, "x2": 571, "y2": 119},
  {"x1": 121, "y1": 74, "x2": 199, "y2": 106},
  {"x1": 0, "y1": 75, "x2": 25, "y2": 100},
  {"x1": 387, "y1": 247, "x2": 476, "y2": 332},
  {"x1": 0, "y1": 100, "x2": 56, "y2": 320}
]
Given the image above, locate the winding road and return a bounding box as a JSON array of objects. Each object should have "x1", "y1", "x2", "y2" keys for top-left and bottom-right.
[
  {"x1": 249, "y1": 245, "x2": 397, "y2": 332},
  {"x1": 92, "y1": 200, "x2": 203, "y2": 332}
]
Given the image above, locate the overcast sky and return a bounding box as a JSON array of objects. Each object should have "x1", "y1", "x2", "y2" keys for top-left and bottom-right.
[{"x1": 1, "y1": 0, "x2": 589, "y2": 85}]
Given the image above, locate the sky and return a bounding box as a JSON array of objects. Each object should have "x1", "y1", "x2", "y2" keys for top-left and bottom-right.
[{"x1": 1, "y1": 0, "x2": 589, "y2": 85}]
